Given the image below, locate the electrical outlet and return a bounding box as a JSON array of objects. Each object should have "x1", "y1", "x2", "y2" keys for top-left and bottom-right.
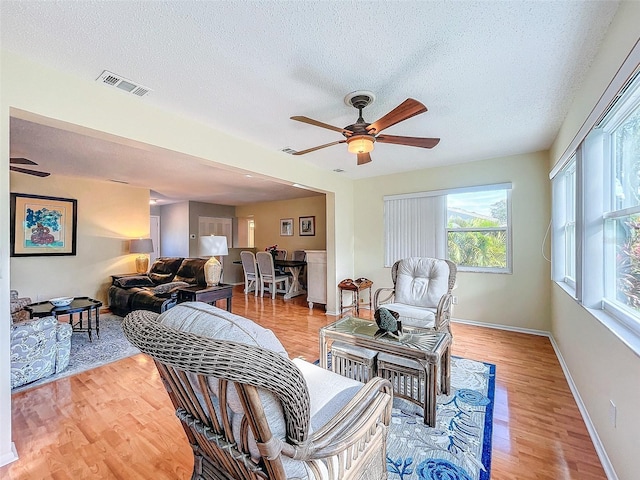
[
  {"x1": 452, "y1": 296, "x2": 458, "y2": 305},
  {"x1": 609, "y1": 400, "x2": 617, "y2": 428}
]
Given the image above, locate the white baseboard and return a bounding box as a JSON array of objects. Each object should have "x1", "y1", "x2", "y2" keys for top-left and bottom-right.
[
  {"x1": 452, "y1": 317, "x2": 618, "y2": 480},
  {"x1": 0, "y1": 442, "x2": 18, "y2": 467}
]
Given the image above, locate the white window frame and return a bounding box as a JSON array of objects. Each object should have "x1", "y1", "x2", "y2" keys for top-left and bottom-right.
[{"x1": 384, "y1": 183, "x2": 512, "y2": 273}]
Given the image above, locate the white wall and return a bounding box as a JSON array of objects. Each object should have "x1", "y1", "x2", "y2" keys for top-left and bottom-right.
[
  {"x1": 0, "y1": 48, "x2": 355, "y2": 463},
  {"x1": 354, "y1": 150, "x2": 551, "y2": 330},
  {"x1": 548, "y1": 3, "x2": 640, "y2": 479}
]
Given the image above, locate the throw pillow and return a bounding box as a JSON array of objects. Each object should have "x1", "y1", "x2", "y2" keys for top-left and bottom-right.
[
  {"x1": 115, "y1": 275, "x2": 155, "y2": 288},
  {"x1": 153, "y1": 281, "x2": 190, "y2": 295}
]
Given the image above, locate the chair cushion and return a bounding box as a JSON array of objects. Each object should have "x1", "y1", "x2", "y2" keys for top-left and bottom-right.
[
  {"x1": 394, "y1": 257, "x2": 449, "y2": 308},
  {"x1": 380, "y1": 303, "x2": 436, "y2": 328},
  {"x1": 157, "y1": 302, "x2": 287, "y2": 354}
]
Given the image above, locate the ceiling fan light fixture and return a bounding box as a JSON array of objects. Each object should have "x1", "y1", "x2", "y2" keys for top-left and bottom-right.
[{"x1": 347, "y1": 135, "x2": 375, "y2": 154}]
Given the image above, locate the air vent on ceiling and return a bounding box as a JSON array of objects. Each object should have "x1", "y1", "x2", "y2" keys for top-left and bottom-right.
[
  {"x1": 96, "y1": 70, "x2": 152, "y2": 97},
  {"x1": 280, "y1": 147, "x2": 298, "y2": 155}
]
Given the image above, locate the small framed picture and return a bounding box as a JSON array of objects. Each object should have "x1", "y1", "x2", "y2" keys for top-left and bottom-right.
[
  {"x1": 280, "y1": 218, "x2": 294, "y2": 236},
  {"x1": 299, "y1": 216, "x2": 315, "y2": 236}
]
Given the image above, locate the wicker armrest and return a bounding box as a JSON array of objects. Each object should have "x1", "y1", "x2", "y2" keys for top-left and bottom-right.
[
  {"x1": 373, "y1": 287, "x2": 394, "y2": 309},
  {"x1": 435, "y1": 293, "x2": 454, "y2": 331},
  {"x1": 300, "y1": 377, "x2": 392, "y2": 459}
]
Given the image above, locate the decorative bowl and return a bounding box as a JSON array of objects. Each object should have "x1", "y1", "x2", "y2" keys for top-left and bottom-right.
[{"x1": 50, "y1": 296, "x2": 74, "y2": 307}]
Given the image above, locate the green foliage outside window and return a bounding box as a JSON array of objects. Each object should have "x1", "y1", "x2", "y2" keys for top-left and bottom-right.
[{"x1": 447, "y1": 217, "x2": 507, "y2": 268}]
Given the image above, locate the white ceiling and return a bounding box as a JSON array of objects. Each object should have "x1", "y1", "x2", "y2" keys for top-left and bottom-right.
[{"x1": 1, "y1": 0, "x2": 620, "y2": 205}]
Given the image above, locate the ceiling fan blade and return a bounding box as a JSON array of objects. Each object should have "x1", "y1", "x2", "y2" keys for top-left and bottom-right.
[
  {"x1": 366, "y1": 98, "x2": 427, "y2": 135},
  {"x1": 357, "y1": 152, "x2": 372, "y2": 165},
  {"x1": 10, "y1": 166, "x2": 51, "y2": 177},
  {"x1": 376, "y1": 135, "x2": 440, "y2": 149},
  {"x1": 10, "y1": 157, "x2": 38, "y2": 165},
  {"x1": 291, "y1": 116, "x2": 353, "y2": 136},
  {"x1": 292, "y1": 140, "x2": 346, "y2": 155}
]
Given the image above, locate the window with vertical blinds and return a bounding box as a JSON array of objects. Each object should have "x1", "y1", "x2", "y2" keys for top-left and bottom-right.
[{"x1": 384, "y1": 183, "x2": 512, "y2": 272}]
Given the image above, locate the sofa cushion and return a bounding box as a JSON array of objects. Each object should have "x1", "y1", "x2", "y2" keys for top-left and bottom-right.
[
  {"x1": 153, "y1": 281, "x2": 190, "y2": 296},
  {"x1": 174, "y1": 258, "x2": 207, "y2": 285},
  {"x1": 148, "y1": 257, "x2": 184, "y2": 284},
  {"x1": 114, "y1": 275, "x2": 155, "y2": 288}
]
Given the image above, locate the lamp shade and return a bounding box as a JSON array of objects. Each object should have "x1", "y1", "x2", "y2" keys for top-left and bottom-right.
[
  {"x1": 199, "y1": 235, "x2": 229, "y2": 257},
  {"x1": 199, "y1": 236, "x2": 229, "y2": 286},
  {"x1": 130, "y1": 238, "x2": 154, "y2": 253}
]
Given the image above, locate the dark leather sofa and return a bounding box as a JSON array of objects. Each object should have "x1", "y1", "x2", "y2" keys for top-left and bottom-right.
[{"x1": 108, "y1": 257, "x2": 207, "y2": 316}]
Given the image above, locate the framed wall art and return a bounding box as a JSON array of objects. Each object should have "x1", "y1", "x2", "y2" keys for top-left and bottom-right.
[
  {"x1": 299, "y1": 216, "x2": 315, "y2": 236},
  {"x1": 10, "y1": 193, "x2": 78, "y2": 256},
  {"x1": 280, "y1": 218, "x2": 294, "y2": 236}
]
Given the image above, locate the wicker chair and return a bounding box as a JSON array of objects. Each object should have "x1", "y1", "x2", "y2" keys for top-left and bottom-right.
[
  {"x1": 123, "y1": 304, "x2": 393, "y2": 480},
  {"x1": 373, "y1": 257, "x2": 457, "y2": 334}
]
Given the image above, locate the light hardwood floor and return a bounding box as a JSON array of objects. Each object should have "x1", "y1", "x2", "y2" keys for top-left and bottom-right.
[{"x1": 2, "y1": 287, "x2": 607, "y2": 479}]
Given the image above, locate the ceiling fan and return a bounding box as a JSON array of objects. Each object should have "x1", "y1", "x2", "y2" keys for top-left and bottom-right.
[
  {"x1": 290, "y1": 91, "x2": 440, "y2": 165},
  {"x1": 10, "y1": 158, "x2": 50, "y2": 177}
]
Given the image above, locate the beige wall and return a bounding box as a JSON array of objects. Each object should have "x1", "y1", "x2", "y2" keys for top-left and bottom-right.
[
  {"x1": 10, "y1": 172, "x2": 150, "y2": 305},
  {"x1": 548, "y1": 3, "x2": 640, "y2": 479},
  {"x1": 236, "y1": 195, "x2": 327, "y2": 254},
  {"x1": 354, "y1": 151, "x2": 551, "y2": 330}
]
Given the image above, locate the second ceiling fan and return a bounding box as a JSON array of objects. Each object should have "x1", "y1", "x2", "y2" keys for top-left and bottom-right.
[{"x1": 290, "y1": 92, "x2": 440, "y2": 165}]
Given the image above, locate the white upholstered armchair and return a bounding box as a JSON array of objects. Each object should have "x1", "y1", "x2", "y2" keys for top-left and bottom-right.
[{"x1": 374, "y1": 257, "x2": 457, "y2": 334}]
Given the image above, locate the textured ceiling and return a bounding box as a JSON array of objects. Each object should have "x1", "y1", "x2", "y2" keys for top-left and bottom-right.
[{"x1": 1, "y1": 0, "x2": 620, "y2": 204}]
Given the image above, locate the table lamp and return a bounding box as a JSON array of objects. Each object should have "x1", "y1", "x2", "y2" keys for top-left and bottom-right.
[
  {"x1": 130, "y1": 238, "x2": 154, "y2": 274},
  {"x1": 199, "y1": 235, "x2": 229, "y2": 286}
]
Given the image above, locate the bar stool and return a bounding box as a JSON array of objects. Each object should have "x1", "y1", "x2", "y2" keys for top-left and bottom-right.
[{"x1": 338, "y1": 277, "x2": 373, "y2": 316}]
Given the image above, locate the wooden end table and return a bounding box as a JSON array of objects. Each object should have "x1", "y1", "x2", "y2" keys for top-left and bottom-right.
[
  {"x1": 25, "y1": 297, "x2": 103, "y2": 342},
  {"x1": 177, "y1": 284, "x2": 233, "y2": 312},
  {"x1": 320, "y1": 316, "x2": 451, "y2": 427}
]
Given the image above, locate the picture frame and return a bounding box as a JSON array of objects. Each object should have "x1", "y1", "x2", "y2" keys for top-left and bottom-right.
[
  {"x1": 299, "y1": 215, "x2": 315, "y2": 236},
  {"x1": 280, "y1": 218, "x2": 294, "y2": 236},
  {"x1": 10, "y1": 193, "x2": 78, "y2": 257}
]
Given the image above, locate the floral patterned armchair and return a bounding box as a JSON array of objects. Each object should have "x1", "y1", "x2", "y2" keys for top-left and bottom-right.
[{"x1": 10, "y1": 316, "x2": 72, "y2": 389}]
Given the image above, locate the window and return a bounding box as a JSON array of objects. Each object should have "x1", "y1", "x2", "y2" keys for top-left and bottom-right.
[
  {"x1": 601, "y1": 79, "x2": 640, "y2": 329},
  {"x1": 446, "y1": 189, "x2": 510, "y2": 271},
  {"x1": 551, "y1": 156, "x2": 576, "y2": 288},
  {"x1": 384, "y1": 183, "x2": 512, "y2": 272},
  {"x1": 552, "y1": 65, "x2": 640, "y2": 340}
]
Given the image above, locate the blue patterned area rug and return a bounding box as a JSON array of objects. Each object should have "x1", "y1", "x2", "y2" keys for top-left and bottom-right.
[
  {"x1": 12, "y1": 314, "x2": 139, "y2": 394},
  {"x1": 317, "y1": 354, "x2": 495, "y2": 480}
]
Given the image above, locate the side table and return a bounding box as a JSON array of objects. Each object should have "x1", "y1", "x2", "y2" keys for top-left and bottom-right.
[
  {"x1": 177, "y1": 284, "x2": 233, "y2": 312},
  {"x1": 338, "y1": 278, "x2": 373, "y2": 316},
  {"x1": 25, "y1": 297, "x2": 103, "y2": 342}
]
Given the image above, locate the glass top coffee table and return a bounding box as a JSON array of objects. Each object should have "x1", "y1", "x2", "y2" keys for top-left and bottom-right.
[
  {"x1": 26, "y1": 297, "x2": 102, "y2": 342},
  {"x1": 320, "y1": 316, "x2": 451, "y2": 426}
]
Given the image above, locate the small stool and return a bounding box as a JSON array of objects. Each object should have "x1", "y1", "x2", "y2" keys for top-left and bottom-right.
[
  {"x1": 330, "y1": 342, "x2": 378, "y2": 382},
  {"x1": 338, "y1": 278, "x2": 373, "y2": 316}
]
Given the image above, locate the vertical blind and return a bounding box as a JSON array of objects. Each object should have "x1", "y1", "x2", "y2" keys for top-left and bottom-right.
[{"x1": 384, "y1": 195, "x2": 446, "y2": 267}]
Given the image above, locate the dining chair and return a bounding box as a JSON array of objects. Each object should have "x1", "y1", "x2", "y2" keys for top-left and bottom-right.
[
  {"x1": 256, "y1": 251, "x2": 290, "y2": 299},
  {"x1": 240, "y1": 250, "x2": 260, "y2": 296}
]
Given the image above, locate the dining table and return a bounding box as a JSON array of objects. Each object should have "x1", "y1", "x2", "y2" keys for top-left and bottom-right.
[{"x1": 234, "y1": 258, "x2": 307, "y2": 300}]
